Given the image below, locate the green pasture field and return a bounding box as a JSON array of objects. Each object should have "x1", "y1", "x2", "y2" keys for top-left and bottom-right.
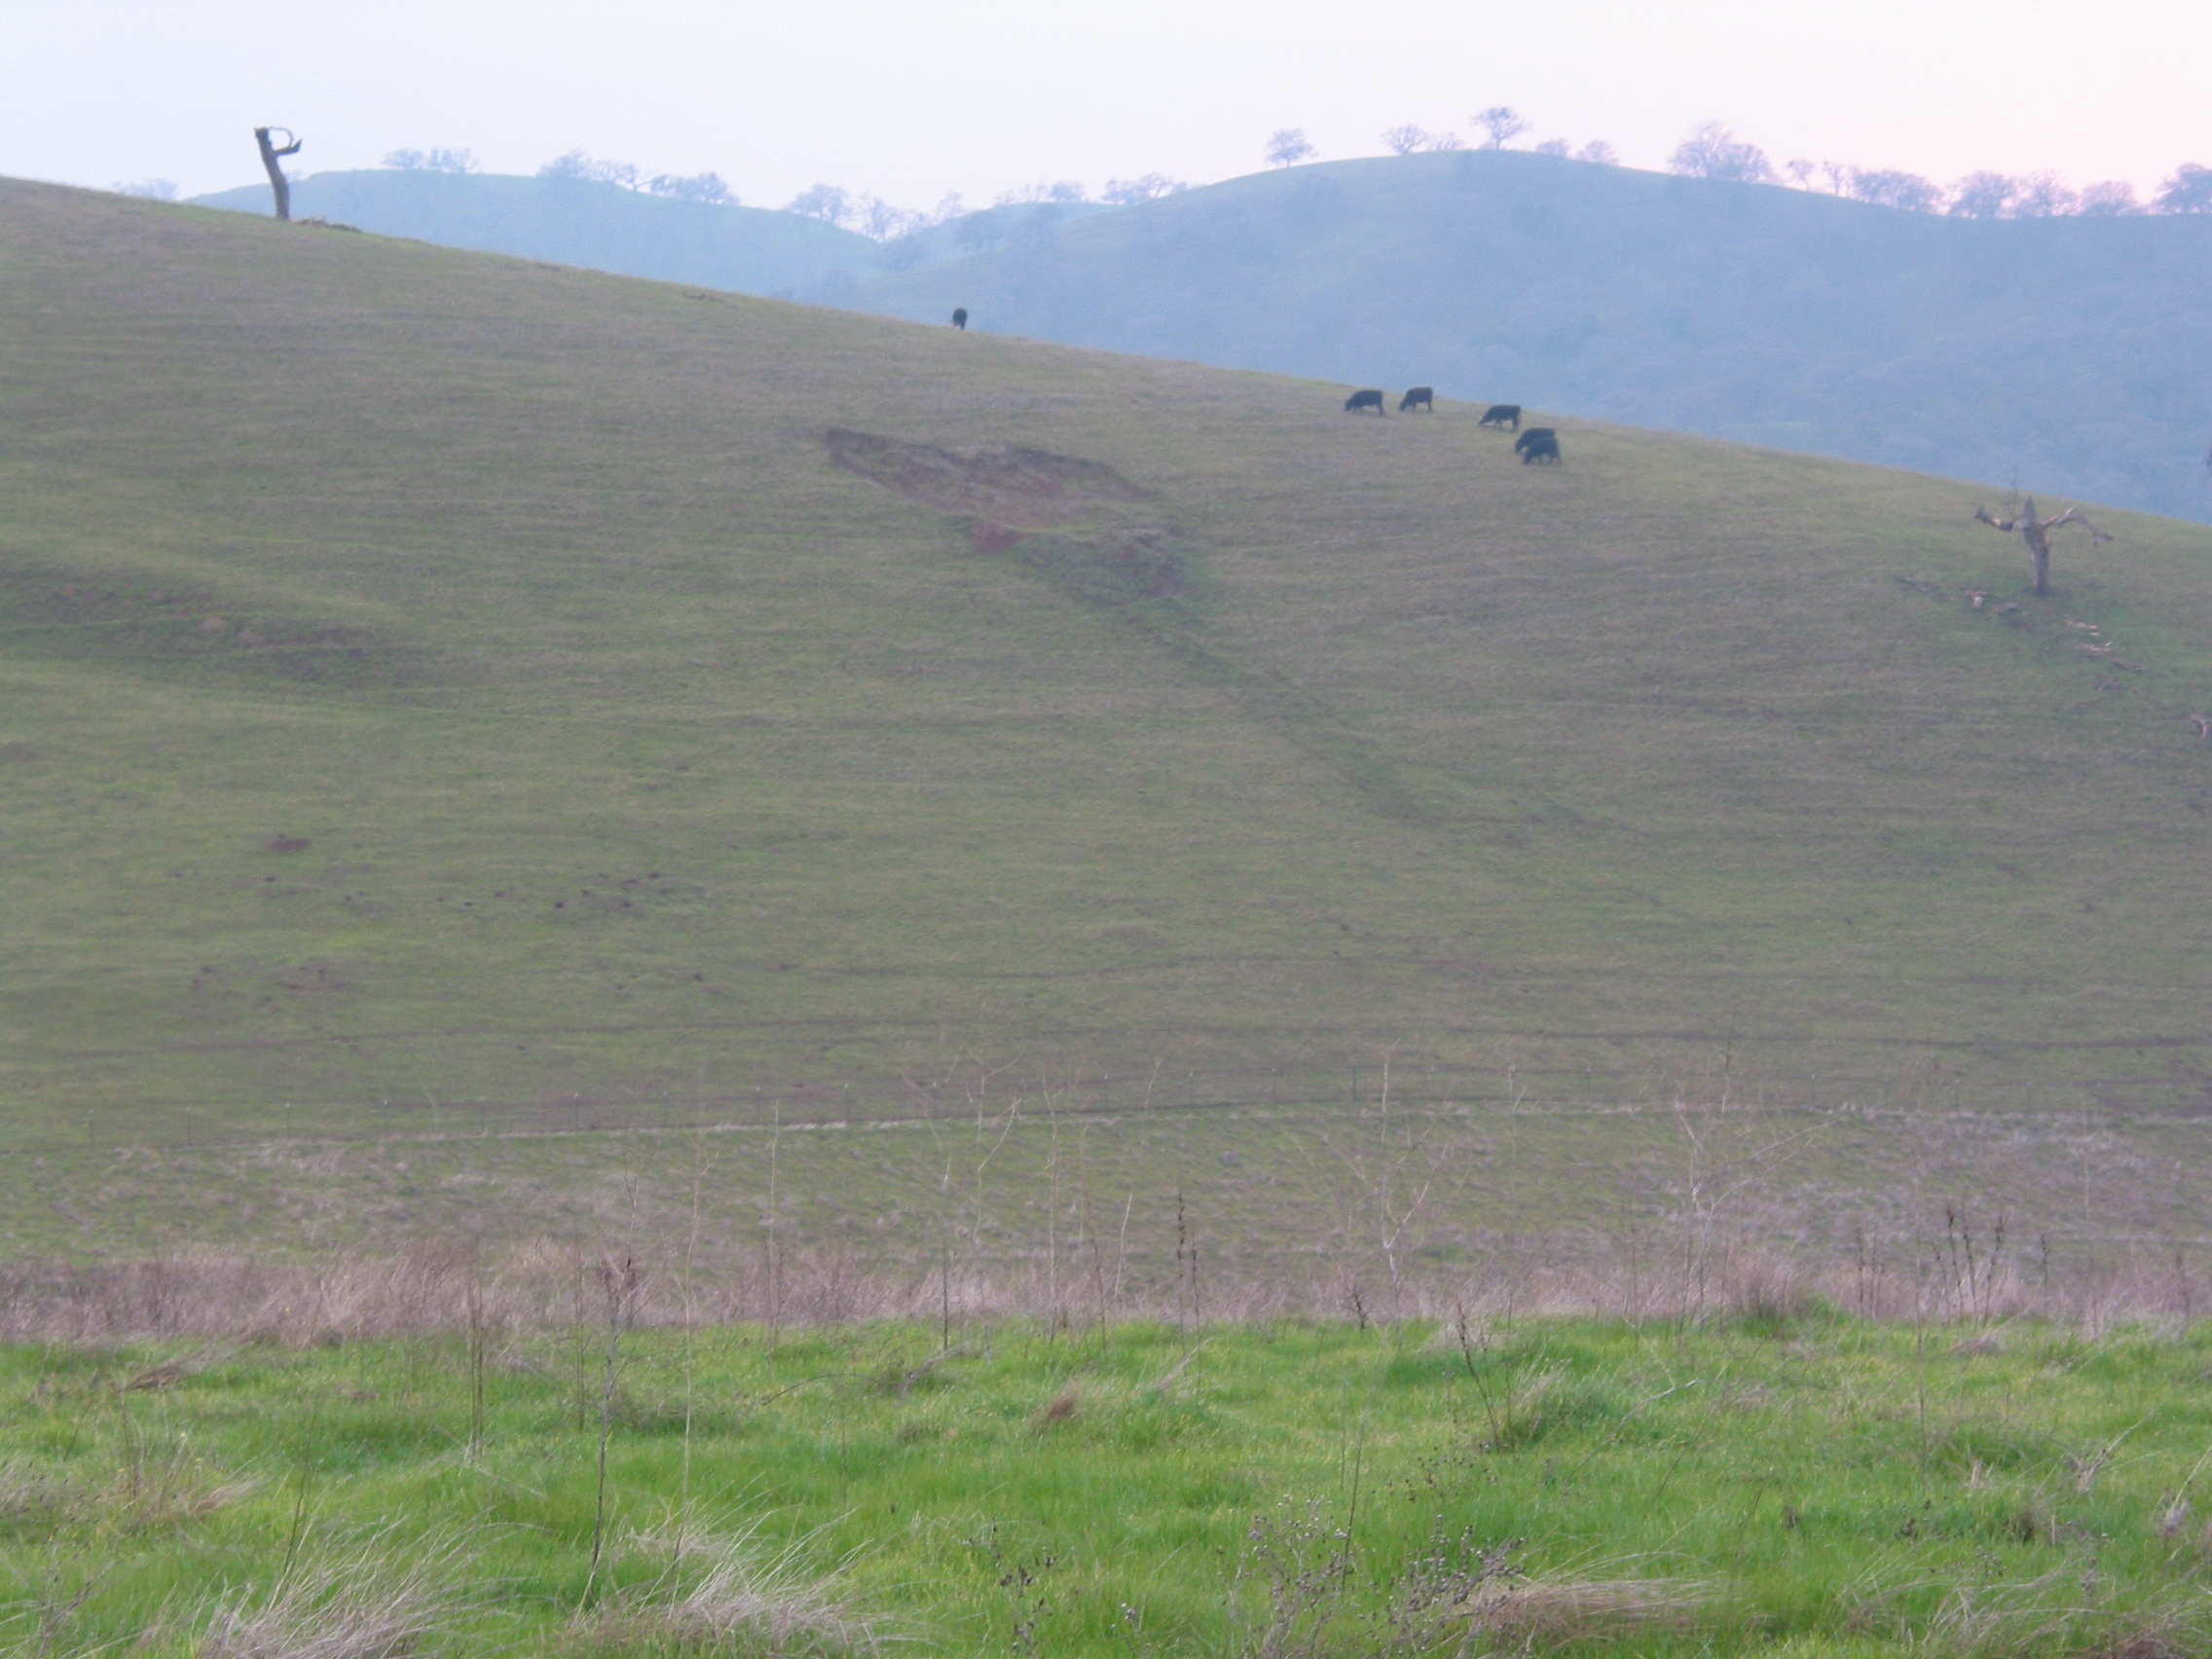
[
  {"x1": 4, "y1": 176, "x2": 2212, "y2": 1160},
  {"x1": 9, "y1": 1316, "x2": 2212, "y2": 1659}
]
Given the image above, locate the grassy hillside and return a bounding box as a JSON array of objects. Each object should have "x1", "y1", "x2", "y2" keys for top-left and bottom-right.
[
  {"x1": 830, "y1": 151, "x2": 2212, "y2": 525},
  {"x1": 11, "y1": 1315, "x2": 2212, "y2": 1659},
  {"x1": 5, "y1": 175, "x2": 2212, "y2": 1155},
  {"x1": 191, "y1": 169, "x2": 884, "y2": 297}
]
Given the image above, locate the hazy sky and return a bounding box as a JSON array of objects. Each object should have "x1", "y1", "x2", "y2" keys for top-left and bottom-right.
[{"x1": 8, "y1": 1, "x2": 2207, "y2": 208}]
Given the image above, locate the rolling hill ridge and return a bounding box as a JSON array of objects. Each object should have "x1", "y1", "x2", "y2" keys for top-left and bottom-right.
[
  {"x1": 4, "y1": 175, "x2": 2211, "y2": 1135},
  {"x1": 825, "y1": 151, "x2": 2212, "y2": 524},
  {"x1": 190, "y1": 167, "x2": 886, "y2": 297}
]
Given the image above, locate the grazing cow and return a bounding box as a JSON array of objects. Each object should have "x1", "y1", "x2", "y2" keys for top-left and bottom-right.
[
  {"x1": 1345, "y1": 388, "x2": 1386, "y2": 415},
  {"x1": 1517, "y1": 429, "x2": 1561, "y2": 465},
  {"x1": 1399, "y1": 386, "x2": 1434, "y2": 413},
  {"x1": 951, "y1": 307, "x2": 969, "y2": 329},
  {"x1": 1479, "y1": 404, "x2": 1522, "y2": 430}
]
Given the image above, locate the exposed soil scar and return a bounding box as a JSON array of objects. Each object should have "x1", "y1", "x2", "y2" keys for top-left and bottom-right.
[{"x1": 823, "y1": 428, "x2": 1154, "y2": 545}]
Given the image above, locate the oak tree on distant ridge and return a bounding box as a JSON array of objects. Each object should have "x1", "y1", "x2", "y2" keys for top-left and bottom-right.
[
  {"x1": 2156, "y1": 164, "x2": 2212, "y2": 213},
  {"x1": 1473, "y1": 107, "x2": 1530, "y2": 149},
  {"x1": 1669, "y1": 122, "x2": 1773, "y2": 183}
]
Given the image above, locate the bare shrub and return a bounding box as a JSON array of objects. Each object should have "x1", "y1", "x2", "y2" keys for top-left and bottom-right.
[
  {"x1": 1228, "y1": 1496, "x2": 1358, "y2": 1659},
  {"x1": 1715, "y1": 1252, "x2": 1810, "y2": 1321}
]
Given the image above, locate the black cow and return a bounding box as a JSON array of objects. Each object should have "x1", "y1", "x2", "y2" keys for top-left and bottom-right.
[
  {"x1": 1399, "y1": 386, "x2": 1434, "y2": 413},
  {"x1": 1345, "y1": 388, "x2": 1386, "y2": 415},
  {"x1": 1479, "y1": 404, "x2": 1523, "y2": 430},
  {"x1": 1516, "y1": 429, "x2": 1561, "y2": 465},
  {"x1": 951, "y1": 307, "x2": 969, "y2": 329}
]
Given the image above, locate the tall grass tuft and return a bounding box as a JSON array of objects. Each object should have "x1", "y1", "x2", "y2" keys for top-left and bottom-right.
[
  {"x1": 195, "y1": 1534, "x2": 468, "y2": 1659},
  {"x1": 581, "y1": 1522, "x2": 883, "y2": 1657},
  {"x1": 1459, "y1": 1574, "x2": 1714, "y2": 1646}
]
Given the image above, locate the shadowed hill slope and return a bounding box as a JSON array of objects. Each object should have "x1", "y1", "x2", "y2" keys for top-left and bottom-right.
[
  {"x1": 192, "y1": 168, "x2": 884, "y2": 296},
  {"x1": 829, "y1": 151, "x2": 2212, "y2": 525},
  {"x1": 4, "y1": 177, "x2": 2211, "y2": 1133}
]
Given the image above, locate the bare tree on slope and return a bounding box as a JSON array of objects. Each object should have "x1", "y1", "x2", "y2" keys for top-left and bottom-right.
[
  {"x1": 1973, "y1": 497, "x2": 2112, "y2": 598},
  {"x1": 253, "y1": 127, "x2": 302, "y2": 220}
]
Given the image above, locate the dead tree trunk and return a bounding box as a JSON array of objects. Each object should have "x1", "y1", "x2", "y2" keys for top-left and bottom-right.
[
  {"x1": 1972, "y1": 496, "x2": 2110, "y2": 598},
  {"x1": 253, "y1": 127, "x2": 302, "y2": 220}
]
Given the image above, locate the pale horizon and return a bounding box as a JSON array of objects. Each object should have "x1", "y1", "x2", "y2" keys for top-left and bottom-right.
[{"x1": 8, "y1": 0, "x2": 2208, "y2": 213}]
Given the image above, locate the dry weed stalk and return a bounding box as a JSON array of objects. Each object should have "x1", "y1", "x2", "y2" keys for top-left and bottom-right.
[
  {"x1": 107, "y1": 1393, "x2": 261, "y2": 1533},
  {"x1": 1228, "y1": 1496, "x2": 1358, "y2": 1659}
]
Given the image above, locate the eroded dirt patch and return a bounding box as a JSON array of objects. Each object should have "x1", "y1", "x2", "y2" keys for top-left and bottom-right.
[
  {"x1": 824, "y1": 429, "x2": 1153, "y2": 533},
  {"x1": 824, "y1": 429, "x2": 1195, "y2": 597}
]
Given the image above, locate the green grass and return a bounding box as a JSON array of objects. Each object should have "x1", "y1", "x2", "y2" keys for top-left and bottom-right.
[
  {"x1": 9, "y1": 1317, "x2": 2212, "y2": 1659},
  {"x1": 6, "y1": 173, "x2": 2212, "y2": 1158}
]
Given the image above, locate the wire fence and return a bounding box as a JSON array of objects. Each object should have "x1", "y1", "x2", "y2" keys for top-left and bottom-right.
[{"x1": 10, "y1": 1058, "x2": 2210, "y2": 1159}]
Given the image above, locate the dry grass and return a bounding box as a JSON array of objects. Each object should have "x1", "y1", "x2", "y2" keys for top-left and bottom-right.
[
  {"x1": 1912, "y1": 1571, "x2": 2212, "y2": 1659},
  {"x1": 0, "y1": 1456, "x2": 82, "y2": 1530},
  {"x1": 1460, "y1": 1575, "x2": 1714, "y2": 1646},
  {"x1": 195, "y1": 1534, "x2": 467, "y2": 1659},
  {"x1": 1028, "y1": 1383, "x2": 1082, "y2": 1431},
  {"x1": 3, "y1": 1224, "x2": 2210, "y2": 1347},
  {"x1": 584, "y1": 1522, "x2": 884, "y2": 1657},
  {"x1": 99, "y1": 1410, "x2": 262, "y2": 1535}
]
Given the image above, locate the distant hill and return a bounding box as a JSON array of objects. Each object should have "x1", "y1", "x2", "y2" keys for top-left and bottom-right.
[
  {"x1": 820, "y1": 151, "x2": 2212, "y2": 524},
  {"x1": 8, "y1": 176, "x2": 2212, "y2": 1130},
  {"x1": 191, "y1": 168, "x2": 886, "y2": 296}
]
